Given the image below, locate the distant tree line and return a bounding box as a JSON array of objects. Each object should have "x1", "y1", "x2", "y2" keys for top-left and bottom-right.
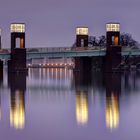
[{"x1": 73, "y1": 33, "x2": 139, "y2": 48}]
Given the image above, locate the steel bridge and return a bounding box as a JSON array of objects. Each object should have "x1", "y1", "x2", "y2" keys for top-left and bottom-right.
[{"x1": 0, "y1": 46, "x2": 140, "y2": 60}]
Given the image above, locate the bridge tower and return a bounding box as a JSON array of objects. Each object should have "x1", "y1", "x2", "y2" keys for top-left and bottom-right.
[
  {"x1": 75, "y1": 26, "x2": 92, "y2": 73},
  {"x1": 105, "y1": 23, "x2": 122, "y2": 72},
  {"x1": 0, "y1": 28, "x2": 2, "y2": 50},
  {"x1": 0, "y1": 29, "x2": 3, "y2": 75},
  {"x1": 76, "y1": 27, "x2": 88, "y2": 47},
  {"x1": 8, "y1": 23, "x2": 27, "y2": 73}
]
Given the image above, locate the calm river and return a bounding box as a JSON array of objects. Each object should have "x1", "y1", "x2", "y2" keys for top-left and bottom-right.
[{"x1": 0, "y1": 68, "x2": 140, "y2": 140}]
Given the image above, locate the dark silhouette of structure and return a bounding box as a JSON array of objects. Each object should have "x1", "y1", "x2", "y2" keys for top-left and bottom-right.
[
  {"x1": 8, "y1": 23, "x2": 27, "y2": 73},
  {"x1": 0, "y1": 29, "x2": 3, "y2": 73},
  {"x1": 74, "y1": 24, "x2": 122, "y2": 73},
  {"x1": 75, "y1": 27, "x2": 93, "y2": 73},
  {"x1": 105, "y1": 23, "x2": 122, "y2": 72},
  {"x1": 0, "y1": 29, "x2": 2, "y2": 50}
]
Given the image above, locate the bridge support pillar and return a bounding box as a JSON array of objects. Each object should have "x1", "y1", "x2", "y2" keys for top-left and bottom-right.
[
  {"x1": 0, "y1": 27, "x2": 3, "y2": 76},
  {"x1": 0, "y1": 60, "x2": 3, "y2": 71},
  {"x1": 8, "y1": 48, "x2": 27, "y2": 73},
  {"x1": 105, "y1": 46, "x2": 121, "y2": 72},
  {"x1": 74, "y1": 57, "x2": 92, "y2": 73},
  {"x1": 104, "y1": 23, "x2": 122, "y2": 72},
  {"x1": 0, "y1": 60, "x2": 3, "y2": 86},
  {"x1": 8, "y1": 23, "x2": 27, "y2": 73},
  {"x1": 74, "y1": 57, "x2": 92, "y2": 84}
]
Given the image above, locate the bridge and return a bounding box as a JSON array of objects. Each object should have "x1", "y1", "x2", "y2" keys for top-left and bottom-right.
[
  {"x1": 0, "y1": 23, "x2": 139, "y2": 73},
  {"x1": 0, "y1": 47, "x2": 140, "y2": 60}
]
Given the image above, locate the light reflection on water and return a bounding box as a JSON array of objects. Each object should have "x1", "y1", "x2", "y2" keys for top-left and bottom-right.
[
  {"x1": 10, "y1": 90, "x2": 25, "y2": 129},
  {"x1": 106, "y1": 94, "x2": 119, "y2": 129},
  {"x1": 0, "y1": 68, "x2": 140, "y2": 139},
  {"x1": 76, "y1": 92, "x2": 88, "y2": 125}
]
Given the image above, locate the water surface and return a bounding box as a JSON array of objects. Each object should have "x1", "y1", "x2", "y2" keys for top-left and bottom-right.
[{"x1": 0, "y1": 68, "x2": 140, "y2": 140}]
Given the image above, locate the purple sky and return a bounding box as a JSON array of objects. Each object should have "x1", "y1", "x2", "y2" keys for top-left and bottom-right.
[{"x1": 0, "y1": 0, "x2": 140, "y2": 48}]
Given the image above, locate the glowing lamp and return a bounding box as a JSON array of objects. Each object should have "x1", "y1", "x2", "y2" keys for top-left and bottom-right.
[
  {"x1": 106, "y1": 23, "x2": 120, "y2": 32},
  {"x1": 76, "y1": 27, "x2": 88, "y2": 35},
  {"x1": 11, "y1": 23, "x2": 25, "y2": 33}
]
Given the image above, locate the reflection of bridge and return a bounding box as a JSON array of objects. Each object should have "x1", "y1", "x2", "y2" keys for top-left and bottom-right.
[{"x1": 0, "y1": 47, "x2": 140, "y2": 60}]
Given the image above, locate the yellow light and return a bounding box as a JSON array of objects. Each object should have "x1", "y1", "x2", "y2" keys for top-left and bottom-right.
[
  {"x1": 106, "y1": 94, "x2": 119, "y2": 129},
  {"x1": 10, "y1": 90, "x2": 25, "y2": 129},
  {"x1": 76, "y1": 27, "x2": 88, "y2": 35},
  {"x1": 76, "y1": 93, "x2": 88, "y2": 125},
  {"x1": 106, "y1": 23, "x2": 120, "y2": 32},
  {"x1": 11, "y1": 23, "x2": 25, "y2": 33}
]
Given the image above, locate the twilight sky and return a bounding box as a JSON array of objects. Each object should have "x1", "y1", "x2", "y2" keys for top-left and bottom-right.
[{"x1": 0, "y1": 0, "x2": 140, "y2": 48}]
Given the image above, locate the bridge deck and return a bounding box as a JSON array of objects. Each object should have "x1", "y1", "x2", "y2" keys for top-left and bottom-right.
[{"x1": 0, "y1": 47, "x2": 140, "y2": 60}]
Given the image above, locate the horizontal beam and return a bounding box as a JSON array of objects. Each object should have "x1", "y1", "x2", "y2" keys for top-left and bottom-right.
[{"x1": 0, "y1": 48, "x2": 140, "y2": 60}]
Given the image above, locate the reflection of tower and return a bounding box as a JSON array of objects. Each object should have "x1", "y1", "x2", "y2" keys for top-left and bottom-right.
[
  {"x1": 76, "y1": 92, "x2": 88, "y2": 125},
  {"x1": 105, "y1": 74, "x2": 121, "y2": 130},
  {"x1": 76, "y1": 27, "x2": 88, "y2": 47},
  {"x1": 10, "y1": 90, "x2": 25, "y2": 129},
  {"x1": 0, "y1": 92, "x2": 1, "y2": 121},
  {"x1": 74, "y1": 70, "x2": 91, "y2": 125},
  {"x1": 8, "y1": 73, "x2": 26, "y2": 129},
  {"x1": 106, "y1": 93, "x2": 119, "y2": 129}
]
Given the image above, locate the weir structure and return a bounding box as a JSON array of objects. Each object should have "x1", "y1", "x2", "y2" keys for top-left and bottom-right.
[{"x1": 8, "y1": 23, "x2": 27, "y2": 73}]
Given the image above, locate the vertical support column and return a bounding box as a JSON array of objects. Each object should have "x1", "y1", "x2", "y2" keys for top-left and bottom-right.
[
  {"x1": 0, "y1": 28, "x2": 2, "y2": 50},
  {"x1": 76, "y1": 27, "x2": 88, "y2": 47},
  {"x1": 75, "y1": 26, "x2": 92, "y2": 73},
  {"x1": 105, "y1": 23, "x2": 122, "y2": 72},
  {"x1": 0, "y1": 29, "x2": 3, "y2": 76},
  {"x1": 8, "y1": 23, "x2": 27, "y2": 73},
  {"x1": 74, "y1": 57, "x2": 92, "y2": 84}
]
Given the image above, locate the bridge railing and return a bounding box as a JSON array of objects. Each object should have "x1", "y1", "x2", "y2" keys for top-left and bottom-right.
[
  {"x1": 27, "y1": 46, "x2": 106, "y2": 53},
  {"x1": 27, "y1": 47, "x2": 72, "y2": 53},
  {"x1": 0, "y1": 46, "x2": 140, "y2": 60}
]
